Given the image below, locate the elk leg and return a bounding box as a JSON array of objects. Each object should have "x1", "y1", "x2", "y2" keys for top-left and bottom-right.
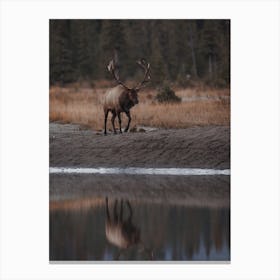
[
  {"x1": 126, "y1": 200, "x2": 133, "y2": 220},
  {"x1": 106, "y1": 197, "x2": 110, "y2": 222},
  {"x1": 104, "y1": 109, "x2": 109, "y2": 135},
  {"x1": 124, "y1": 111, "x2": 131, "y2": 132},
  {"x1": 113, "y1": 200, "x2": 118, "y2": 222},
  {"x1": 111, "y1": 111, "x2": 117, "y2": 134},
  {"x1": 120, "y1": 199, "x2": 124, "y2": 222},
  {"x1": 117, "y1": 113, "x2": 122, "y2": 133}
]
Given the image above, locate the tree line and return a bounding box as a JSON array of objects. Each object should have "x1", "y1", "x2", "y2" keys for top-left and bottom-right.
[{"x1": 50, "y1": 19, "x2": 230, "y2": 88}]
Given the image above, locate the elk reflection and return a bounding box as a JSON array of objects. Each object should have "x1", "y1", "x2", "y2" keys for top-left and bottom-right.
[{"x1": 105, "y1": 197, "x2": 153, "y2": 260}]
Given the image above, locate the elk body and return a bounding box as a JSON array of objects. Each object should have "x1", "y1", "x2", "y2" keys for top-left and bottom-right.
[{"x1": 103, "y1": 59, "x2": 151, "y2": 135}]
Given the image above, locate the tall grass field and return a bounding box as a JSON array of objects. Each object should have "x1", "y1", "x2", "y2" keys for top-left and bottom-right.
[{"x1": 50, "y1": 84, "x2": 230, "y2": 131}]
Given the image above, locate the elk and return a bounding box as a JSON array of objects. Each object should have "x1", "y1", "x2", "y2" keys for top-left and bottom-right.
[
  {"x1": 105, "y1": 197, "x2": 153, "y2": 260},
  {"x1": 103, "y1": 59, "x2": 151, "y2": 135}
]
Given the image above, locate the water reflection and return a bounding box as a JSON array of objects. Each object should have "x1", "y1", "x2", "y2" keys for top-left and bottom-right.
[
  {"x1": 49, "y1": 196, "x2": 230, "y2": 261},
  {"x1": 105, "y1": 197, "x2": 153, "y2": 260}
]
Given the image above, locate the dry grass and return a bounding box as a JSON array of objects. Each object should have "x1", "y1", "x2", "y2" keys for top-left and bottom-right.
[{"x1": 49, "y1": 85, "x2": 230, "y2": 130}]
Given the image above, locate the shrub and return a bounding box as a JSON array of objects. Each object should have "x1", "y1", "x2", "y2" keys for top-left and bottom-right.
[{"x1": 155, "y1": 85, "x2": 181, "y2": 103}]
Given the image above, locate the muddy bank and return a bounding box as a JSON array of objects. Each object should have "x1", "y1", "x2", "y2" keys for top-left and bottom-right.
[{"x1": 49, "y1": 123, "x2": 230, "y2": 169}]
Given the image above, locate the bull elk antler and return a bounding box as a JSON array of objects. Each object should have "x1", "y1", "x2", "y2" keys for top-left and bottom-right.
[
  {"x1": 135, "y1": 58, "x2": 151, "y2": 90},
  {"x1": 107, "y1": 60, "x2": 130, "y2": 90},
  {"x1": 107, "y1": 58, "x2": 151, "y2": 90}
]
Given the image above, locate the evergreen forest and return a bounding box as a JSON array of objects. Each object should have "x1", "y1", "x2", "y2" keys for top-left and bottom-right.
[{"x1": 50, "y1": 19, "x2": 230, "y2": 88}]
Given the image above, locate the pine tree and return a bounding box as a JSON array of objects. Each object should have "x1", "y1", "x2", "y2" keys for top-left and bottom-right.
[
  {"x1": 149, "y1": 21, "x2": 169, "y2": 85},
  {"x1": 75, "y1": 21, "x2": 91, "y2": 79},
  {"x1": 99, "y1": 20, "x2": 127, "y2": 79},
  {"x1": 123, "y1": 20, "x2": 150, "y2": 79},
  {"x1": 49, "y1": 20, "x2": 74, "y2": 85}
]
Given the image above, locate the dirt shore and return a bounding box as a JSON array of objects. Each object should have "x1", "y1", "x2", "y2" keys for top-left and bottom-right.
[
  {"x1": 49, "y1": 123, "x2": 230, "y2": 169},
  {"x1": 50, "y1": 123, "x2": 230, "y2": 207}
]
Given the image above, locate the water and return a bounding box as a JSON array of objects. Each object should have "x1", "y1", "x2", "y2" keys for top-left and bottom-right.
[
  {"x1": 49, "y1": 166, "x2": 230, "y2": 261},
  {"x1": 49, "y1": 167, "x2": 230, "y2": 176},
  {"x1": 50, "y1": 198, "x2": 230, "y2": 261}
]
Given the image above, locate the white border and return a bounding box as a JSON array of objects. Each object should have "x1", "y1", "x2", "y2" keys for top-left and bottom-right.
[{"x1": 1, "y1": 0, "x2": 279, "y2": 279}]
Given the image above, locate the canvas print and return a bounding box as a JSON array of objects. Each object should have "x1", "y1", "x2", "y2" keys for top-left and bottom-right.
[{"x1": 49, "y1": 19, "x2": 230, "y2": 261}]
